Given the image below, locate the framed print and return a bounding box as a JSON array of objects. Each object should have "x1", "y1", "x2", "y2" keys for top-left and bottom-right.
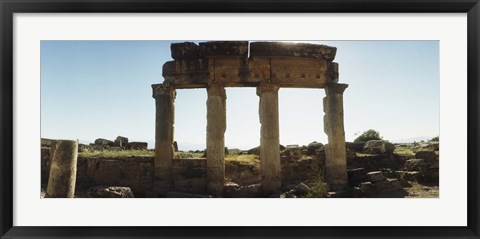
[{"x1": 1, "y1": 0, "x2": 479, "y2": 238}]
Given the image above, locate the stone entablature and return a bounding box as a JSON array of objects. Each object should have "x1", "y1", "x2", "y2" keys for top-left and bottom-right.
[{"x1": 163, "y1": 41, "x2": 339, "y2": 89}]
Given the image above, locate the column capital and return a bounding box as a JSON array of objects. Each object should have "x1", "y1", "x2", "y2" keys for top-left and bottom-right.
[
  {"x1": 325, "y1": 83, "x2": 348, "y2": 96},
  {"x1": 207, "y1": 83, "x2": 226, "y2": 98},
  {"x1": 256, "y1": 83, "x2": 279, "y2": 96},
  {"x1": 152, "y1": 83, "x2": 176, "y2": 99}
]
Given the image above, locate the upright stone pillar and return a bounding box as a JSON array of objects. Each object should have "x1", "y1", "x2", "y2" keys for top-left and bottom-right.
[
  {"x1": 257, "y1": 84, "x2": 281, "y2": 195},
  {"x1": 206, "y1": 83, "x2": 227, "y2": 196},
  {"x1": 323, "y1": 83, "x2": 348, "y2": 191},
  {"x1": 45, "y1": 140, "x2": 78, "y2": 198},
  {"x1": 152, "y1": 83, "x2": 176, "y2": 196}
]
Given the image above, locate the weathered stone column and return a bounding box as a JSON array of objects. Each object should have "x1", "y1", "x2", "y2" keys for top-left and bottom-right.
[
  {"x1": 206, "y1": 83, "x2": 227, "y2": 197},
  {"x1": 45, "y1": 140, "x2": 78, "y2": 198},
  {"x1": 257, "y1": 84, "x2": 281, "y2": 195},
  {"x1": 152, "y1": 83, "x2": 176, "y2": 195},
  {"x1": 323, "y1": 83, "x2": 348, "y2": 191}
]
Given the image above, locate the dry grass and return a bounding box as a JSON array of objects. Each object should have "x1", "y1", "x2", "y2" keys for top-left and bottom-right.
[
  {"x1": 79, "y1": 149, "x2": 154, "y2": 158},
  {"x1": 394, "y1": 148, "x2": 415, "y2": 156},
  {"x1": 356, "y1": 153, "x2": 375, "y2": 157},
  {"x1": 79, "y1": 149, "x2": 259, "y2": 165},
  {"x1": 225, "y1": 154, "x2": 259, "y2": 165},
  {"x1": 404, "y1": 182, "x2": 439, "y2": 198}
]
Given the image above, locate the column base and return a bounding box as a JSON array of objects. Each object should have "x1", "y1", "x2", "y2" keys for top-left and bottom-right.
[
  {"x1": 261, "y1": 180, "x2": 281, "y2": 196},
  {"x1": 206, "y1": 167, "x2": 224, "y2": 197}
]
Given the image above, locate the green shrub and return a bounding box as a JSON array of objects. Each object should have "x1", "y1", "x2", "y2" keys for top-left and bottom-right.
[
  {"x1": 430, "y1": 136, "x2": 439, "y2": 142},
  {"x1": 306, "y1": 181, "x2": 328, "y2": 198},
  {"x1": 354, "y1": 129, "x2": 382, "y2": 142}
]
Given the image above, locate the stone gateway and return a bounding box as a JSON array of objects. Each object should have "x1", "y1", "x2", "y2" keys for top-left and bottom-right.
[{"x1": 152, "y1": 41, "x2": 348, "y2": 196}]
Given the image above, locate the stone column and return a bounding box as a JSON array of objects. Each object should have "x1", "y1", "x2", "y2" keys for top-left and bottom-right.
[
  {"x1": 257, "y1": 84, "x2": 281, "y2": 195},
  {"x1": 45, "y1": 140, "x2": 78, "y2": 198},
  {"x1": 323, "y1": 83, "x2": 348, "y2": 191},
  {"x1": 152, "y1": 83, "x2": 176, "y2": 195},
  {"x1": 207, "y1": 83, "x2": 227, "y2": 196},
  {"x1": 206, "y1": 83, "x2": 226, "y2": 197}
]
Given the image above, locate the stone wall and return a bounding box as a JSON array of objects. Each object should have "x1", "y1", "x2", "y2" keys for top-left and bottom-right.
[
  {"x1": 172, "y1": 158, "x2": 206, "y2": 194},
  {"x1": 83, "y1": 157, "x2": 154, "y2": 197},
  {"x1": 41, "y1": 150, "x2": 208, "y2": 197}
]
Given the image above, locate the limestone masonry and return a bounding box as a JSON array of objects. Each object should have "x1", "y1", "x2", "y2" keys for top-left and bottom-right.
[{"x1": 152, "y1": 41, "x2": 348, "y2": 196}]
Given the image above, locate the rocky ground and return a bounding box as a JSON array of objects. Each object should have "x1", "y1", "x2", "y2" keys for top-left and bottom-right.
[{"x1": 41, "y1": 140, "x2": 439, "y2": 198}]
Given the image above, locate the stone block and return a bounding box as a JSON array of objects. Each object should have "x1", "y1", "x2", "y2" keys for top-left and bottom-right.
[
  {"x1": 373, "y1": 178, "x2": 402, "y2": 194},
  {"x1": 366, "y1": 171, "x2": 386, "y2": 182},
  {"x1": 87, "y1": 186, "x2": 134, "y2": 198},
  {"x1": 359, "y1": 182, "x2": 376, "y2": 196},
  {"x1": 165, "y1": 191, "x2": 212, "y2": 198},
  {"x1": 293, "y1": 182, "x2": 311, "y2": 196},
  {"x1": 388, "y1": 178, "x2": 402, "y2": 191},
  {"x1": 327, "y1": 190, "x2": 348, "y2": 198},
  {"x1": 347, "y1": 168, "x2": 366, "y2": 184},
  {"x1": 352, "y1": 187, "x2": 364, "y2": 198},
  {"x1": 380, "y1": 168, "x2": 396, "y2": 178},
  {"x1": 199, "y1": 41, "x2": 248, "y2": 57},
  {"x1": 363, "y1": 140, "x2": 395, "y2": 154},
  {"x1": 398, "y1": 171, "x2": 422, "y2": 182},
  {"x1": 247, "y1": 57, "x2": 270, "y2": 83},
  {"x1": 115, "y1": 136, "x2": 128, "y2": 148},
  {"x1": 94, "y1": 138, "x2": 114, "y2": 146},
  {"x1": 224, "y1": 182, "x2": 261, "y2": 198},
  {"x1": 307, "y1": 141, "x2": 324, "y2": 155},
  {"x1": 162, "y1": 61, "x2": 176, "y2": 74},
  {"x1": 250, "y1": 42, "x2": 337, "y2": 61},
  {"x1": 171, "y1": 42, "x2": 199, "y2": 59},
  {"x1": 269, "y1": 57, "x2": 330, "y2": 87},
  {"x1": 405, "y1": 158, "x2": 438, "y2": 171},
  {"x1": 373, "y1": 179, "x2": 391, "y2": 194},
  {"x1": 346, "y1": 141, "x2": 366, "y2": 152},
  {"x1": 415, "y1": 150, "x2": 438, "y2": 160},
  {"x1": 211, "y1": 57, "x2": 247, "y2": 85},
  {"x1": 127, "y1": 142, "x2": 148, "y2": 150}
]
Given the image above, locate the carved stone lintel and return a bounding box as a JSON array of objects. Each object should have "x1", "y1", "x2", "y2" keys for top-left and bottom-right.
[{"x1": 250, "y1": 42, "x2": 337, "y2": 61}]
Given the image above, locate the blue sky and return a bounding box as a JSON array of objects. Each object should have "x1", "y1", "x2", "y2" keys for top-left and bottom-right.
[{"x1": 41, "y1": 40, "x2": 439, "y2": 150}]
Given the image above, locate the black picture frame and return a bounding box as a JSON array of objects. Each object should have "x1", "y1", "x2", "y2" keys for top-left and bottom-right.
[{"x1": 1, "y1": 0, "x2": 479, "y2": 238}]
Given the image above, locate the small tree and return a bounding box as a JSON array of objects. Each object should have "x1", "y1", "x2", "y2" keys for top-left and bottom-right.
[
  {"x1": 430, "y1": 136, "x2": 439, "y2": 142},
  {"x1": 354, "y1": 129, "x2": 382, "y2": 142}
]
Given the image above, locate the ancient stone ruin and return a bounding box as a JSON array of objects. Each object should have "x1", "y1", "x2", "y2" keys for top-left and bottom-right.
[
  {"x1": 152, "y1": 41, "x2": 348, "y2": 197},
  {"x1": 89, "y1": 136, "x2": 147, "y2": 151},
  {"x1": 40, "y1": 41, "x2": 439, "y2": 198}
]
